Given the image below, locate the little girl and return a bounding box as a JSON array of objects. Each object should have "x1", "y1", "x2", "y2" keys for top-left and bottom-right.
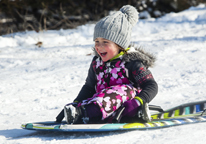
[{"x1": 64, "y1": 5, "x2": 158, "y2": 124}]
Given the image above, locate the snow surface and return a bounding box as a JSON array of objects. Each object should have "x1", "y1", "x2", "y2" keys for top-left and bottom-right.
[{"x1": 0, "y1": 4, "x2": 206, "y2": 144}]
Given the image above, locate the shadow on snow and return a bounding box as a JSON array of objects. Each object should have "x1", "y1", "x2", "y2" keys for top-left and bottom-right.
[{"x1": 0, "y1": 128, "x2": 134, "y2": 141}]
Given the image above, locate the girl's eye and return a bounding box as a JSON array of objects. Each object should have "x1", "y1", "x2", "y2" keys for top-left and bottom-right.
[{"x1": 103, "y1": 41, "x2": 108, "y2": 43}]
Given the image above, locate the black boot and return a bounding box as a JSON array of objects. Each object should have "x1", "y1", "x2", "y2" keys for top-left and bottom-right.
[{"x1": 64, "y1": 105, "x2": 89, "y2": 124}]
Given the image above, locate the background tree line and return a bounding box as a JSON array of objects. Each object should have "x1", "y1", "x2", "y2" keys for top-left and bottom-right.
[{"x1": 0, "y1": 0, "x2": 205, "y2": 36}]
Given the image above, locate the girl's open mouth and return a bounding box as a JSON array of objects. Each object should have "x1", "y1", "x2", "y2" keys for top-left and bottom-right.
[{"x1": 100, "y1": 52, "x2": 107, "y2": 56}]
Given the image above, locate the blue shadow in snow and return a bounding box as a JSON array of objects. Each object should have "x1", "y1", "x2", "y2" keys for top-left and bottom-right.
[{"x1": 0, "y1": 128, "x2": 133, "y2": 141}]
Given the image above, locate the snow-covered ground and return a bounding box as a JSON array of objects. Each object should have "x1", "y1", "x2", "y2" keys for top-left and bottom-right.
[{"x1": 0, "y1": 4, "x2": 206, "y2": 144}]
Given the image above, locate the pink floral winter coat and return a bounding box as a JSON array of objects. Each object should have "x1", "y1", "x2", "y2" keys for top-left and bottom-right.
[{"x1": 74, "y1": 48, "x2": 158, "y2": 104}]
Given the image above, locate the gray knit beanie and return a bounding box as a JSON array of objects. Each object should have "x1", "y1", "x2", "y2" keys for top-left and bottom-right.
[{"x1": 93, "y1": 5, "x2": 139, "y2": 49}]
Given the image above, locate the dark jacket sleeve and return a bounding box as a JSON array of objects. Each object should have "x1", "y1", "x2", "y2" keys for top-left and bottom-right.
[
  {"x1": 128, "y1": 60, "x2": 158, "y2": 103},
  {"x1": 73, "y1": 57, "x2": 97, "y2": 102}
]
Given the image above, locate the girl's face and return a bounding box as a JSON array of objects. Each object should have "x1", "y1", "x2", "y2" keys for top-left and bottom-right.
[{"x1": 95, "y1": 37, "x2": 119, "y2": 62}]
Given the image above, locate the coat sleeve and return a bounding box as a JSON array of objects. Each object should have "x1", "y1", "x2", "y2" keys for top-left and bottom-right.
[
  {"x1": 129, "y1": 60, "x2": 158, "y2": 103},
  {"x1": 73, "y1": 57, "x2": 97, "y2": 102}
]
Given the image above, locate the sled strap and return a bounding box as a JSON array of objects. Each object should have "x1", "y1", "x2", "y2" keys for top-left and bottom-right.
[
  {"x1": 201, "y1": 109, "x2": 206, "y2": 116},
  {"x1": 56, "y1": 109, "x2": 64, "y2": 123},
  {"x1": 149, "y1": 105, "x2": 164, "y2": 112},
  {"x1": 112, "y1": 106, "x2": 125, "y2": 123}
]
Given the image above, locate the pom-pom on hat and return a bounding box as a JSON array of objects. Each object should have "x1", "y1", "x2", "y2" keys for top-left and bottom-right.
[{"x1": 93, "y1": 5, "x2": 139, "y2": 49}]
